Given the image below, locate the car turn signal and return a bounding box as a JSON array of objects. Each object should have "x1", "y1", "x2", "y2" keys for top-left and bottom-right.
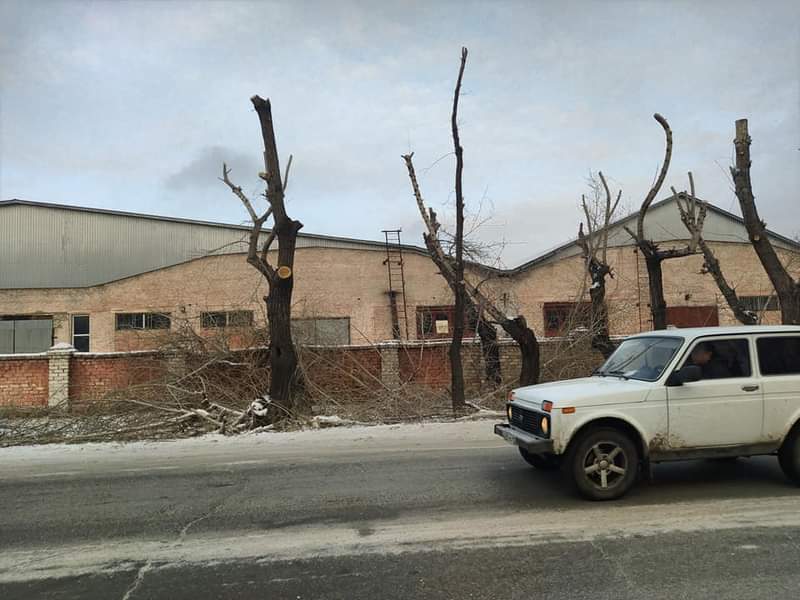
[
  {"x1": 542, "y1": 401, "x2": 553, "y2": 413},
  {"x1": 562, "y1": 407, "x2": 576, "y2": 414}
]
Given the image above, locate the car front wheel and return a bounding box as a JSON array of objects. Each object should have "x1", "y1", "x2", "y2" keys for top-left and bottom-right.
[{"x1": 567, "y1": 427, "x2": 639, "y2": 501}]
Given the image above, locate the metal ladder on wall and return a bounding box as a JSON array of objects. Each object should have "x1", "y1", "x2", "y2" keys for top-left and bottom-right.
[{"x1": 382, "y1": 229, "x2": 410, "y2": 340}]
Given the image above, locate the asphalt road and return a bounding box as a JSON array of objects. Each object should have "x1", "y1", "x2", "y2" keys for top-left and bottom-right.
[{"x1": 2, "y1": 421, "x2": 800, "y2": 599}]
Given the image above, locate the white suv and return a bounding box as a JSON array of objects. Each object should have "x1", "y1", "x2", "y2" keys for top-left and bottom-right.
[{"x1": 494, "y1": 325, "x2": 800, "y2": 500}]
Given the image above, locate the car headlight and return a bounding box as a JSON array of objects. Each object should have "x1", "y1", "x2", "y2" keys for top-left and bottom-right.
[
  {"x1": 541, "y1": 415, "x2": 549, "y2": 435},
  {"x1": 506, "y1": 404, "x2": 513, "y2": 421}
]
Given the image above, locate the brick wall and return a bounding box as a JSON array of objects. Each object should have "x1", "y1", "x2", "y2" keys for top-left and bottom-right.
[
  {"x1": 0, "y1": 355, "x2": 49, "y2": 408},
  {"x1": 3, "y1": 241, "x2": 796, "y2": 353},
  {"x1": 301, "y1": 346, "x2": 383, "y2": 399},
  {"x1": 0, "y1": 338, "x2": 606, "y2": 411},
  {"x1": 69, "y1": 353, "x2": 167, "y2": 409}
]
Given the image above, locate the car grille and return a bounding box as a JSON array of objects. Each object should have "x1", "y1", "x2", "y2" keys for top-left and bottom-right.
[{"x1": 509, "y1": 405, "x2": 548, "y2": 437}]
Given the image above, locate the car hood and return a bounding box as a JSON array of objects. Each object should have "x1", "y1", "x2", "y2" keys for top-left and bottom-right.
[{"x1": 511, "y1": 376, "x2": 654, "y2": 409}]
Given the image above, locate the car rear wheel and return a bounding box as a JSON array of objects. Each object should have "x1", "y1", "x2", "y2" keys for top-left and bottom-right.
[
  {"x1": 519, "y1": 447, "x2": 560, "y2": 470},
  {"x1": 778, "y1": 427, "x2": 800, "y2": 484},
  {"x1": 566, "y1": 427, "x2": 639, "y2": 501}
]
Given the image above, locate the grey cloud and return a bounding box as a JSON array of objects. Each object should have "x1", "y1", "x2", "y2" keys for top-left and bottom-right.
[
  {"x1": 2, "y1": 0, "x2": 798, "y2": 265},
  {"x1": 164, "y1": 146, "x2": 261, "y2": 192}
]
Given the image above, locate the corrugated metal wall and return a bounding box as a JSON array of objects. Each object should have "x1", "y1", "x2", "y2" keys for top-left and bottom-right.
[{"x1": 0, "y1": 203, "x2": 401, "y2": 289}]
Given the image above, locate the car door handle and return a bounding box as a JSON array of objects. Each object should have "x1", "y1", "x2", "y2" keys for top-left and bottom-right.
[{"x1": 741, "y1": 385, "x2": 760, "y2": 392}]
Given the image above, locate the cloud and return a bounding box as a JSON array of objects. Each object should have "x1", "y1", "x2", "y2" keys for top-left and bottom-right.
[
  {"x1": 1, "y1": 0, "x2": 798, "y2": 266},
  {"x1": 164, "y1": 146, "x2": 261, "y2": 192}
]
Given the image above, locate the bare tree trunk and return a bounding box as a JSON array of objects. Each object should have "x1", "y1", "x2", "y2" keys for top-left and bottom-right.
[
  {"x1": 264, "y1": 221, "x2": 303, "y2": 413},
  {"x1": 697, "y1": 238, "x2": 757, "y2": 325},
  {"x1": 222, "y1": 96, "x2": 303, "y2": 421},
  {"x1": 504, "y1": 316, "x2": 540, "y2": 386},
  {"x1": 467, "y1": 301, "x2": 502, "y2": 385},
  {"x1": 588, "y1": 278, "x2": 615, "y2": 358},
  {"x1": 449, "y1": 47, "x2": 468, "y2": 411},
  {"x1": 731, "y1": 119, "x2": 800, "y2": 324},
  {"x1": 644, "y1": 251, "x2": 667, "y2": 330}
]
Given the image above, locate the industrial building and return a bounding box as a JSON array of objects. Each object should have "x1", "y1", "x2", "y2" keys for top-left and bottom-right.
[{"x1": 1, "y1": 198, "x2": 797, "y2": 354}]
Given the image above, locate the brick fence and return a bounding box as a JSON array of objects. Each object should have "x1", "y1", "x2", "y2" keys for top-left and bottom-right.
[{"x1": 0, "y1": 338, "x2": 605, "y2": 410}]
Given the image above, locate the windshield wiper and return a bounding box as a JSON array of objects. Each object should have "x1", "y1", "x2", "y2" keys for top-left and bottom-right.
[
  {"x1": 604, "y1": 370, "x2": 630, "y2": 380},
  {"x1": 592, "y1": 368, "x2": 606, "y2": 377}
]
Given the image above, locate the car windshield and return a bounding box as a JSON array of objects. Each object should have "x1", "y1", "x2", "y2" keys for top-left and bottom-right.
[{"x1": 596, "y1": 336, "x2": 684, "y2": 381}]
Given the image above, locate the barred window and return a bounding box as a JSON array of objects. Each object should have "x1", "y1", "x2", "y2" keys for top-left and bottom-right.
[
  {"x1": 115, "y1": 313, "x2": 171, "y2": 330},
  {"x1": 416, "y1": 306, "x2": 478, "y2": 339},
  {"x1": 542, "y1": 302, "x2": 592, "y2": 337},
  {"x1": 740, "y1": 295, "x2": 779, "y2": 312},
  {"x1": 201, "y1": 311, "x2": 254, "y2": 328}
]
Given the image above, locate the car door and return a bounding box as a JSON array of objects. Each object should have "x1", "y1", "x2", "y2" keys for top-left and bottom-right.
[{"x1": 666, "y1": 336, "x2": 763, "y2": 447}]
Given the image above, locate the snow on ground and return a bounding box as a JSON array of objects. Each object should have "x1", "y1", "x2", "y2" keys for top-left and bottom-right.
[{"x1": 0, "y1": 418, "x2": 508, "y2": 480}]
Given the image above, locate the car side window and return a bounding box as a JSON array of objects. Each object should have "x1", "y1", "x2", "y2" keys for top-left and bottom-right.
[
  {"x1": 682, "y1": 338, "x2": 751, "y2": 380},
  {"x1": 757, "y1": 336, "x2": 800, "y2": 376}
]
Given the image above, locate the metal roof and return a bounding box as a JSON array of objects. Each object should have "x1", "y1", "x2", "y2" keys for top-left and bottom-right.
[
  {"x1": 1, "y1": 197, "x2": 797, "y2": 289},
  {"x1": 503, "y1": 195, "x2": 800, "y2": 275},
  {"x1": 0, "y1": 199, "x2": 430, "y2": 289}
]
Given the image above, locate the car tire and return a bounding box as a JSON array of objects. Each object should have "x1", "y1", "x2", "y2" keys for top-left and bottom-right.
[
  {"x1": 778, "y1": 427, "x2": 800, "y2": 485},
  {"x1": 565, "y1": 427, "x2": 639, "y2": 501},
  {"x1": 519, "y1": 447, "x2": 560, "y2": 471}
]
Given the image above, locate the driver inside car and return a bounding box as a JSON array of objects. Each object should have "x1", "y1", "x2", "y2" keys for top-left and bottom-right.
[{"x1": 688, "y1": 342, "x2": 732, "y2": 380}]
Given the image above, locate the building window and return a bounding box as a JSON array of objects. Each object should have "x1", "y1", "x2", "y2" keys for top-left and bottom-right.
[
  {"x1": 292, "y1": 317, "x2": 351, "y2": 345},
  {"x1": 115, "y1": 312, "x2": 171, "y2": 331},
  {"x1": 72, "y1": 315, "x2": 90, "y2": 352},
  {"x1": 201, "y1": 310, "x2": 254, "y2": 328},
  {"x1": 0, "y1": 316, "x2": 53, "y2": 354},
  {"x1": 542, "y1": 302, "x2": 592, "y2": 337},
  {"x1": 740, "y1": 295, "x2": 780, "y2": 312},
  {"x1": 416, "y1": 305, "x2": 477, "y2": 339}
]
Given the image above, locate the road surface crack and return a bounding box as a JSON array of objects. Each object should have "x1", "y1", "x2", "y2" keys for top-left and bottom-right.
[
  {"x1": 590, "y1": 538, "x2": 637, "y2": 597},
  {"x1": 119, "y1": 475, "x2": 248, "y2": 599},
  {"x1": 121, "y1": 560, "x2": 153, "y2": 600}
]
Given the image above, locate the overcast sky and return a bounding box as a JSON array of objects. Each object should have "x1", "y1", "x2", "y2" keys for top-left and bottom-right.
[{"x1": 2, "y1": 0, "x2": 798, "y2": 266}]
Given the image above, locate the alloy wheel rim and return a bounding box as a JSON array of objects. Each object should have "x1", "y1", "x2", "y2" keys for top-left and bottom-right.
[{"x1": 582, "y1": 441, "x2": 627, "y2": 489}]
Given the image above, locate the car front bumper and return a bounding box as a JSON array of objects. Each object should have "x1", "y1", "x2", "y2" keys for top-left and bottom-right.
[{"x1": 494, "y1": 423, "x2": 555, "y2": 453}]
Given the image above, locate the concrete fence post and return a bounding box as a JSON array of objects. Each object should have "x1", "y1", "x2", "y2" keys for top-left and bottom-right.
[{"x1": 47, "y1": 342, "x2": 75, "y2": 409}]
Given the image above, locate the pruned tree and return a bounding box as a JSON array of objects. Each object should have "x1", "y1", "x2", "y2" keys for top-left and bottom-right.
[
  {"x1": 402, "y1": 49, "x2": 540, "y2": 389},
  {"x1": 576, "y1": 171, "x2": 621, "y2": 358},
  {"x1": 624, "y1": 113, "x2": 701, "y2": 330},
  {"x1": 445, "y1": 46, "x2": 469, "y2": 410},
  {"x1": 403, "y1": 158, "x2": 540, "y2": 386},
  {"x1": 731, "y1": 119, "x2": 800, "y2": 324},
  {"x1": 674, "y1": 173, "x2": 758, "y2": 325},
  {"x1": 221, "y1": 95, "x2": 303, "y2": 420}
]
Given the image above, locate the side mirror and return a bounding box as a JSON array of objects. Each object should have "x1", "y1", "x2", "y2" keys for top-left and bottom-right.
[{"x1": 667, "y1": 365, "x2": 702, "y2": 386}]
